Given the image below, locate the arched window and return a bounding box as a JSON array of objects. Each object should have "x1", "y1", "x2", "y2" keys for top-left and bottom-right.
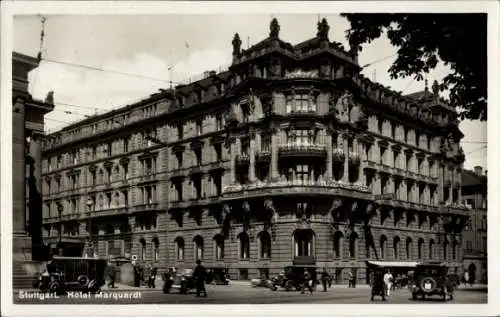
[
  {"x1": 452, "y1": 241, "x2": 458, "y2": 260},
  {"x1": 259, "y1": 231, "x2": 272, "y2": 259},
  {"x1": 380, "y1": 235, "x2": 387, "y2": 259},
  {"x1": 349, "y1": 232, "x2": 359, "y2": 258},
  {"x1": 393, "y1": 236, "x2": 400, "y2": 259},
  {"x1": 175, "y1": 237, "x2": 185, "y2": 261},
  {"x1": 333, "y1": 231, "x2": 344, "y2": 259},
  {"x1": 213, "y1": 234, "x2": 224, "y2": 260},
  {"x1": 139, "y1": 238, "x2": 146, "y2": 261},
  {"x1": 113, "y1": 192, "x2": 120, "y2": 208},
  {"x1": 194, "y1": 235, "x2": 204, "y2": 260},
  {"x1": 113, "y1": 165, "x2": 120, "y2": 181},
  {"x1": 429, "y1": 239, "x2": 435, "y2": 260},
  {"x1": 98, "y1": 169, "x2": 104, "y2": 184},
  {"x1": 238, "y1": 232, "x2": 250, "y2": 259},
  {"x1": 418, "y1": 238, "x2": 424, "y2": 259},
  {"x1": 406, "y1": 238, "x2": 413, "y2": 259},
  {"x1": 152, "y1": 237, "x2": 159, "y2": 262},
  {"x1": 443, "y1": 239, "x2": 449, "y2": 260},
  {"x1": 294, "y1": 229, "x2": 314, "y2": 257}
]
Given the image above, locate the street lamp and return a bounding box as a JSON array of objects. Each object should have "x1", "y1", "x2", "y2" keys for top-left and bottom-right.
[
  {"x1": 86, "y1": 197, "x2": 94, "y2": 257},
  {"x1": 56, "y1": 201, "x2": 64, "y2": 256}
]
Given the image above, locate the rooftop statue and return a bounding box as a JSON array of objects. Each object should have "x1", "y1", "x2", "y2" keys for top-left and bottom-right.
[
  {"x1": 232, "y1": 33, "x2": 242, "y2": 56},
  {"x1": 317, "y1": 18, "x2": 330, "y2": 40},
  {"x1": 269, "y1": 18, "x2": 280, "y2": 39},
  {"x1": 45, "y1": 91, "x2": 54, "y2": 105}
]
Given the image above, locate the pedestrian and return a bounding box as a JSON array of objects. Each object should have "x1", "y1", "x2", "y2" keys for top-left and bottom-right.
[
  {"x1": 464, "y1": 270, "x2": 469, "y2": 287},
  {"x1": 150, "y1": 266, "x2": 157, "y2": 288},
  {"x1": 163, "y1": 268, "x2": 174, "y2": 294},
  {"x1": 193, "y1": 259, "x2": 207, "y2": 297},
  {"x1": 321, "y1": 269, "x2": 329, "y2": 292},
  {"x1": 370, "y1": 271, "x2": 386, "y2": 301},
  {"x1": 303, "y1": 269, "x2": 314, "y2": 295},
  {"x1": 347, "y1": 270, "x2": 354, "y2": 288},
  {"x1": 134, "y1": 265, "x2": 141, "y2": 287},
  {"x1": 107, "y1": 262, "x2": 116, "y2": 288},
  {"x1": 383, "y1": 269, "x2": 393, "y2": 296}
]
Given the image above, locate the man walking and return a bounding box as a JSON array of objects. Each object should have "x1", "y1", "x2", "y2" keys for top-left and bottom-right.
[
  {"x1": 321, "y1": 269, "x2": 329, "y2": 292},
  {"x1": 383, "y1": 269, "x2": 393, "y2": 296},
  {"x1": 107, "y1": 262, "x2": 116, "y2": 288},
  {"x1": 150, "y1": 266, "x2": 157, "y2": 288},
  {"x1": 193, "y1": 259, "x2": 207, "y2": 297}
]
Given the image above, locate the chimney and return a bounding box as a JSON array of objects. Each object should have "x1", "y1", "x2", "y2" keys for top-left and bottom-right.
[
  {"x1": 203, "y1": 71, "x2": 211, "y2": 78},
  {"x1": 474, "y1": 166, "x2": 483, "y2": 175},
  {"x1": 209, "y1": 70, "x2": 217, "y2": 77}
]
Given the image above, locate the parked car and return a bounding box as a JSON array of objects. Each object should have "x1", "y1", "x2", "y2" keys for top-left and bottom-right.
[
  {"x1": 38, "y1": 256, "x2": 107, "y2": 295},
  {"x1": 270, "y1": 265, "x2": 317, "y2": 291},
  {"x1": 410, "y1": 262, "x2": 455, "y2": 301},
  {"x1": 167, "y1": 268, "x2": 197, "y2": 294}
]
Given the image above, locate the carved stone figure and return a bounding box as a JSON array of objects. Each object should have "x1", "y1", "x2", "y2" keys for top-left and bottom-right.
[
  {"x1": 232, "y1": 33, "x2": 242, "y2": 56},
  {"x1": 248, "y1": 88, "x2": 255, "y2": 114},
  {"x1": 221, "y1": 203, "x2": 231, "y2": 223},
  {"x1": 329, "y1": 199, "x2": 343, "y2": 214},
  {"x1": 44, "y1": 91, "x2": 54, "y2": 105},
  {"x1": 242, "y1": 201, "x2": 250, "y2": 213},
  {"x1": 316, "y1": 18, "x2": 330, "y2": 40},
  {"x1": 335, "y1": 91, "x2": 352, "y2": 123},
  {"x1": 351, "y1": 201, "x2": 358, "y2": 213},
  {"x1": 261, "y1": 94, "x2": 274, "y2": 117},
  {"x1": 269, "y1": 18, "x2": 280, "y2": 38}
]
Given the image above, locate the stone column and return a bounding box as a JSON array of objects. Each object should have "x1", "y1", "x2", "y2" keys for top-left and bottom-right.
[
  {"x1": 342, "y1": 134, "x2": 349, "y2": 182},
  {"x1": 249, "y1": 135, "x2": 256, "y2": 182},
  {"x1": 270, "y1": 128, "x2": 279, "y2": 181},
  {"x1": 357, "y1": 138, "x2": 365, "y2": 183},
  {"x1": 439, "y1": 164, "x2": 445, "y2": 202},
  {"x1": 448, "y1": 169, "x2": 453, "y2": 204},
  {"x1": 13, "y1": 100, "x2": 26, "y2": 235},
  {"x1": 457, "y1": 169, "x2": 462, "y2": 203},
  {"x1": 230, "y1": 141, "x2": 236, "y2": 183},
  {"x1": 326, "y1": 133, "x2": 333, "y2": 180}
]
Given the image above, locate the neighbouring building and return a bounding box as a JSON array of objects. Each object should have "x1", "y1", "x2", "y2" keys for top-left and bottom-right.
[
  {"x1": 41, "y1": 18, "x2": 470, "y2": 283},
  {"x1": 12, "y1": 52, "x2": 54, "y2": 262},
  {"x1": 461, "y1": 166, "x2": 487, "y2": 284}
]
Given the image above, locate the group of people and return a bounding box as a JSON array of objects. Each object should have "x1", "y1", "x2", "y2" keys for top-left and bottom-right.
[{"x1": 133, "y1": 263, "x2": 158, "y2": 288}]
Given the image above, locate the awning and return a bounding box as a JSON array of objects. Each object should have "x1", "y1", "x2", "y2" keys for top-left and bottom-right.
[{"x1": 366, "y1": 261, "x2": 420, "y2": 268}]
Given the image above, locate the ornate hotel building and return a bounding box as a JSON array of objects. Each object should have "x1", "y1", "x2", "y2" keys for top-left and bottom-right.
[{"x1": 41, "y1": 19, "x2": 470, "y2": 283}]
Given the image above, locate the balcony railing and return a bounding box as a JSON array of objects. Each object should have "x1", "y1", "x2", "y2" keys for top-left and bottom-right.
[
  {"x1": 256, "y1": 150, "x2": 271, "y2": 162},
  {"x1": 222, "y1": 179, "x2": 371, "y2": 198},
  {"x1": 332, "y1": 148, "x2": 345, "y2": 162},
  {"x1": 279, "y1": 144, "x2": 327, "y2": 157}
]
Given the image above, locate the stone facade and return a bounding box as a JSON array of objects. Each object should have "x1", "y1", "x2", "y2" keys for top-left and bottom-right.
[
  {"x1": 461, "y1": 167, "x2": 487, "y2": 284},
  {"x1": 41, "y1": 19, "x2": 470, "y2": 283},
  {"x1": 12, "y1": 52, "x2": 54, "y2": 261}
]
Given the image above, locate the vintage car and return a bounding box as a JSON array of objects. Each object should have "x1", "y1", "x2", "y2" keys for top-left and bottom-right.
[
  {"x1": 270, "y1": 265, "x2": 318, "y2": 291},
  {"x1": 165, "y1": 268, "x2": 198, "y2": 295},
  {"x1": 207, "y1": 268, "x2": 231, "y2": 285},
  {"x1": 38, "y1": 256, "x2": 107, "y2": 295},
  {"x1": 410, "y1": 262, "x2": 455, "y2": 301}
]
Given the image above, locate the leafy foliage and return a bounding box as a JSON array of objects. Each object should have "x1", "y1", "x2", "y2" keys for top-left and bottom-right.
[{"x1": 342, "y1": 14, "x2": 487, "y2": 121}]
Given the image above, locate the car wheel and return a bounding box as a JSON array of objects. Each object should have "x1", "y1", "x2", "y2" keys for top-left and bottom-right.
[{"x1": 420, "y1": 277, "x2": 437, "y2": 294}]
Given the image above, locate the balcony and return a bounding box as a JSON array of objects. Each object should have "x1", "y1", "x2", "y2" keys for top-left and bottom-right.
[
  {"x1": 279, "y1": 144, "x2": 327, "y2": 158},
  {"x1": 91, "y1": 206, "x2": 128, "y2": 218},
  {"x1": 131, "y1": 203, "x2": 159, "y2": 213},
  {"x1": 189, "y1": 165, "x2": 204, "y2": 176},
  {"x1": 207, "y1": 161, "x2": 225, "y2": 172},
  {"x1": 348, "y1": 151, "x2": 361, "y2": 165},
  {"x1": 236, "y1": 154, "x2": 250, "y2": 166},
  {"x1": 222, "y1": 179, "x2": 371, "y2": 201},
  {"x1": 256, "y1": 150, "x2": 271, "y2": 162},
  {"x1": 170, "y1": 169, "x2": 184, "y2": 179},
  {"x1": 332, "y1": 148, "x2": 345, "y2": 162},
  {"x1": 439, "y1": 202, "x2": 471, "y2": 216},
  {"x1": 139, "y1": 172, "x2": 156, "y2": 183}
]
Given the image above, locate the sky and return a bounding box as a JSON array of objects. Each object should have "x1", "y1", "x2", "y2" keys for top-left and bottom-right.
[{"x1": 13, "y1": 14, "x2": 487, "y2": 171}]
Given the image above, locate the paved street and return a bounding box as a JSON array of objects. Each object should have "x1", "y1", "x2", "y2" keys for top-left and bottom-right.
[{"x1": 14, "y1": 283, "x2": 487, "y2": 304}]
